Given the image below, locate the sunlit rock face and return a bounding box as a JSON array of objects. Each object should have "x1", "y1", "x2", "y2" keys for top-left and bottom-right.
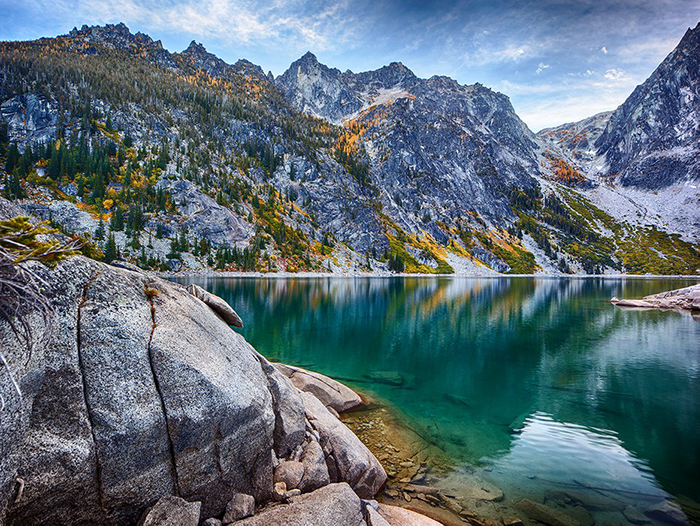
[
  {"x1": 277, "y1": 52, "x2": 542, "y2": 234},
  {"x1": 594, "y1": 23, "x2": 700, "y2": 189}
]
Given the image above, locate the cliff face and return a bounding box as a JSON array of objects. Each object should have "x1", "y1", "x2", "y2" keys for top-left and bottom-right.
[
  {"x1": 277, "y1": 54, "x2": 542, "y2": 231},
  {"x1": 544, "y1": 23, "x2": 700, "y2": 190},
  {"x1": 0, "y1": 252, "x2": 385, "y2": 524}
]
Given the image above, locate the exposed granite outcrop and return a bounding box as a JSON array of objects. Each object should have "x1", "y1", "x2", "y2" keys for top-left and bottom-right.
[
  {"x1": 0, "y1": 255, "x2": 388, "y2": 524},
  {"x1": 611, "y1": 284, "x2": 700, "y2": 311}
]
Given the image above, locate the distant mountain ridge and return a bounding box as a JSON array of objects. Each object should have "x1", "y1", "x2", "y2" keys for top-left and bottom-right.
[{"x1": 0, "y1": 22, "x2": 697, "y2": 275}]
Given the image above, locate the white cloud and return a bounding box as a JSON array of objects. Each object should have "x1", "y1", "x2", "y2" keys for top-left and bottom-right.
[
  {"x1": 604, "y1": 68, "x2": 631, "y2": 81},
  {"x1": 499, "y1": 80, "x2": 557, "y2": 95},
  {"x1": 32, "y1": 0, "x2": 358, "y2": 52},
  {"x1": 601, "y1": 46, "x2": 608, "y2": 54},
  {"x1": 535, "y1": 62, "x2": 550, "y2": 74}
]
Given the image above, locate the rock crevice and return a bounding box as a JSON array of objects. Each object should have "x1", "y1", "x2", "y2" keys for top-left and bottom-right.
[
  {"x1": 145, "y1": 284, "x2": 181, "y2": 496},
  {"x1": 75, "y1": 269, "x2": 108, "y2": 518}
]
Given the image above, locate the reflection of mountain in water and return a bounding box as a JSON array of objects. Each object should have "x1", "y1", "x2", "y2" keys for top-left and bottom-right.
[{"x1": 177, "y1": 276, "x2": 699, "y2": 507}]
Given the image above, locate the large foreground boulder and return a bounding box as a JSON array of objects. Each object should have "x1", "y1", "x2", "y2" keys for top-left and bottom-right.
[{"x1": 0, "y1": 256, "x2": 384, "y2": 524}]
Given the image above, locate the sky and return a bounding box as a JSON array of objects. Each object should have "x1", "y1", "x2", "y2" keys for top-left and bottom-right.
[{"x1": 0, "y1": 0, "x2": 697, "y2": 131}]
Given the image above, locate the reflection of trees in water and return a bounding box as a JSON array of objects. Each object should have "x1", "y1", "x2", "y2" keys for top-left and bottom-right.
[{"x1": 177, "y1": 276, "x2": 699, "y2": 501}]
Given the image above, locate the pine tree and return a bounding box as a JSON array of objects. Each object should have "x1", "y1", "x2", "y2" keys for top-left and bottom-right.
[
  {"x1": 3, "y1": 174, "x2": 25, "y2": 200},
  {"x1": 95, "y1": 215, "x2": 106, "y2": 240},
  {"x1": 5, "y1": 144, "x2": 19, "y2": 173},
  {"x1": 104, "y1": 233, "x2": 119, "y2": 263}
]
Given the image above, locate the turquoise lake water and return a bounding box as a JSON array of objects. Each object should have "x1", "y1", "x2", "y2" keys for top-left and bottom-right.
[{"x1": 173, "y1": 276, "x2": 700, "y2": 523}]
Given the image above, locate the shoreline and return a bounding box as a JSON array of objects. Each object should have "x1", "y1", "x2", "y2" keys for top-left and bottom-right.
[{"x1": 161, "y1": 271, "x2": 700, "y2": 280}]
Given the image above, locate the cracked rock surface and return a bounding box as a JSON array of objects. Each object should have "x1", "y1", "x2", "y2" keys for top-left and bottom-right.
[{"x1": 0, "y1": 256, "x2": 385, "y2": 524}]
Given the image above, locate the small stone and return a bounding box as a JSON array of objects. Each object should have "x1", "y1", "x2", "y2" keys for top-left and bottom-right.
[
  {"x1": 502, "y1": 517, "x2": 524, "y2": 526},
  {"x1": 425, "y1": 494, "x2": 441, "y2": 506},
  {"x1": 274, "y1": 460, "x2": 304, "y2": 490},
  {"x1": 285, "y1": 489, "x2": 302, "y2": 498},
  {"x1": 445, "y1": 502, "x2": 463, "y2": 515},
  {"x1": 202, "y1": 519, "x2": 222, "y2": 526},
  {"x1": 400, "y1": 461, "x2": 414, "y2": 468},
  {"x1": 385, "y1": 489, "x2": 399, "y2": 498},
  {"x1": 222, "y1": 493, "x2": 255, "y2": 523},
  {"x1": 273, "y1": 482, "x2": 287, "y2": 501},
  {"x1": 404, "y1": 484, "x2": 440, "y2": 495},
  {"x1": 403, "y1": 492, "x2": 412, "y2": 502}
]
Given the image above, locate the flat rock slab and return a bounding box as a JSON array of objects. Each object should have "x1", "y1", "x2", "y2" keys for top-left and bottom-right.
[
  {"x1": 234, "y1": 483, "x2": 366, "y2": 526},
  {"x1": 137, "y1": 495, "x2": 201, "y2": 526},
  {"x1": 275, "y1": 363, "x2": 363, "y2": 413},
  {"x1": 377, "y1": 503, "x2": 443, "y2": 525},
  {"x1": 186, "y1": 283, "x2": 243, "y2": 327},
  {"x1": 611, "y1": 284, "x2": 700, "y2": 311},
  {"x1": 515, "y1": 499, "x2": 580, "y2": 526}
]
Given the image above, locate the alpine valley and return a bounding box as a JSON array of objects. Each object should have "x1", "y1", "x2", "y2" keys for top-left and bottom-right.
[{"x1": 1, "y1": 22, "x2": 698, "y2": 275}]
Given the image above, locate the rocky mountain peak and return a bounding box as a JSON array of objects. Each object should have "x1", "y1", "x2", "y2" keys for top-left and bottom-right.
[
  {"x1": 66, "y1": 22, "x2": 175, "y2": 68},
  {"x1": 68, "y1": 22, "x2": 141, "y2": 47},
  {"x1": 594, "y1": 21, "x2": 700, "y2": 189},
  {"x1": 299, "y1": 51, "x2": 319, "y2": 64},
  {"x1": 183, "y1": 40, "x2": 208, "y2": 56}
]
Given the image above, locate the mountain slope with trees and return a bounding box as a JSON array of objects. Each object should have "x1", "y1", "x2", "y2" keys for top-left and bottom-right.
[{"x1": 0, "y1": 23, "x2": 697, "y2": 275}]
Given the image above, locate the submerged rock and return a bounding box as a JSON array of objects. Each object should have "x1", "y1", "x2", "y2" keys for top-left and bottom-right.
[
  {"x1": 515, "y1": 499, "x2": 580, "y2": 526},
  {"x1": 365, "y1": 371, "x2": 410, "y2": 387},
  {"x1": 623, "y1": 505, "x2": 651, "y2": 524},
  {"x1": 644, "y1": 500, "x2": 689, "y2": 525}
]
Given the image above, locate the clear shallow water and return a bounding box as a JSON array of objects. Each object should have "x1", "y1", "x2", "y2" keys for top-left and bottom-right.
[{"x1": 174, "y1": 276, "x2": 700, "y2": 522}]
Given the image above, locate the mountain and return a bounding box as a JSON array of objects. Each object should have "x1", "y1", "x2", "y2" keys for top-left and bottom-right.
[
  {"x1": 537, "y1": 111, "x2": 613, "y2": 168},
  {"x1": 542, "y1": 22, "x2": 700, "y2": 191},
  {"x1": 277, "y1": 51, "x2": 543, "y2": 240},
  {"x1": 0, "y1": 23, "x2": 697, "y2": 275}
]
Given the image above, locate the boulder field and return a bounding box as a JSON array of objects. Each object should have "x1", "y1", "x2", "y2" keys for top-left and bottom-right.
[{"x1": 0, "y1": 255, "x2": 430, "y2": 525}]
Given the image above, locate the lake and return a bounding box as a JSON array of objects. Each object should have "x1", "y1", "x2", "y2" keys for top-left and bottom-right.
[{"x1": 172, "y1": 276, "x2": 700, "y2": 524}]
